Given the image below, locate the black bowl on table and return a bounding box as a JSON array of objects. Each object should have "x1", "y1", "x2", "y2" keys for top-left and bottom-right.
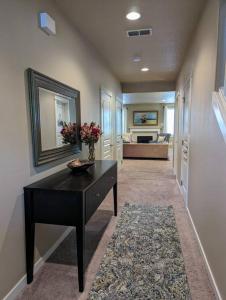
[{"x1": 67, "y1": 160, "x2": 94, "y2": 173}]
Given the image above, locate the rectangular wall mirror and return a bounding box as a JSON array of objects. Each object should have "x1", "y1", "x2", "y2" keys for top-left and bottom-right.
[{"x1": 27, "y1": 69, "x2": 81, "y2": 166}]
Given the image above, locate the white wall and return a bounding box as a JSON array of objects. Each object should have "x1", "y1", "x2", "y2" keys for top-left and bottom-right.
[
  {"x1": 175, "y1": 0, "x2": 226, "y2": 298},
  {"x1": 0, "y1": 0, "x2": 121, "y2": 298}
]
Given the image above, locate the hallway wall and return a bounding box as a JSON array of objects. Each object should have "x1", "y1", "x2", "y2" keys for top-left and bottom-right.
[
  {"x1": 0, "y1": 0, "x2": 121, "y2": 298},
  {"x1": 175, "y1": 0, "x2": 226, "y2": 298}
]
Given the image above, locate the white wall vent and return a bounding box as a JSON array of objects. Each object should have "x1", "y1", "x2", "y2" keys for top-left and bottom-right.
[{"x1": 127, "y1": 28, "x2": 152, "y2": 38}]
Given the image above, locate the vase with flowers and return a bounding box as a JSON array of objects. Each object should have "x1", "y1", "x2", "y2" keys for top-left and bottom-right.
[{"x1": 80, "y1": 122, "x2": 102, "y2": 161}]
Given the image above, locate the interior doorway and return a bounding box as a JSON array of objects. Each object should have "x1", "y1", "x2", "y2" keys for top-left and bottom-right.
[{"x1": 122, "y1": 91, "x2": 176, "y2": 163}]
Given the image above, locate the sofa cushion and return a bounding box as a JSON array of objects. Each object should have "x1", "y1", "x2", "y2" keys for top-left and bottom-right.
[
  {"x1": 158, "y1": 136, "x2": 165, "y2": 143},
  {"x1": 123, "y1": 133, "x2": 131, "y2": 143}
]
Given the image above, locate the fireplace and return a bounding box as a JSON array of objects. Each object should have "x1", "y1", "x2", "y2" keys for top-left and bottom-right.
[
  {"x1": 129, "y1": 128, "x2": 160, "y2": 143},
  {"x1": 137, "y1": 136, "x2": 153, "y2": 143}
]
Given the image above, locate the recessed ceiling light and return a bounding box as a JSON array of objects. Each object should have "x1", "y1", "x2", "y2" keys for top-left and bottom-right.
[
  {"x1": 126, "y1": 11, "x2": 141, "y2": 20},
  {"x1": 141, "y1": 67, "x2": 149, "y2": 72},
  {"x1": 133, "y1": 56, "x2": 141, "y2": 62}
]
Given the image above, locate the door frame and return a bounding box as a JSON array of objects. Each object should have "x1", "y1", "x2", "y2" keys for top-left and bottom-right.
[
  {"x1": 100, "y1": 87, "x2": 114, "y2": 160},
  {"x1": 115, "y1": 97, "x2": 123, "y2": 167},
  {"x1": 180, "y1": 75, "x2": 192, "y2": 207},
  {"x1": 173, "y1": 92, "x2": 180, "y2": 176}
]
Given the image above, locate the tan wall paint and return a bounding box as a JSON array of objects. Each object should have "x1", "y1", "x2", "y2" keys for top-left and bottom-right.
[
  {"x1": 0, "y1": 0, "x2": 121, "y2": 298},
  {"x1": 175, "y1": 0, "x2": 226, "y2": 297},
  {"x1": 126, "y1": 103, "x2": 164, "y2": 130}
]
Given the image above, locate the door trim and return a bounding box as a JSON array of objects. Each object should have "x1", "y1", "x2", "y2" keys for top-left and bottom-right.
[
  {"x1": 173, "y1": 92, "x2": 180, "y2": 171},
  {"x1": 180, "y1": 75, "x2": 192, "y2": 207},
  {"x1": 115, "y1": 97, "x2": 123, "y2": 167},
  {"x1": 100, "y1": 87, "x2": 113, "y2": 160}
]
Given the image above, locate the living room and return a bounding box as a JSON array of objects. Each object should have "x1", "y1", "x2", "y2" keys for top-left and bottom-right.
[{"x1": 122, "y1": 91, "x2": 175, "y2": 160}]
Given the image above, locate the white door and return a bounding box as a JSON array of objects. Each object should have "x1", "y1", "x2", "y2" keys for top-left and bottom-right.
[
  {"x1": 115, "y1": 99, "x2": 123, "y2": 166},
  {"x1": 173, "y1": 94, "x2": 180, "y2": 173},
  {"x1": 180, "y1": 77, "x2": 192, "y2": 206},
  {"x1": 101, "y1": 88, "x2": 114, "y2": 160}
]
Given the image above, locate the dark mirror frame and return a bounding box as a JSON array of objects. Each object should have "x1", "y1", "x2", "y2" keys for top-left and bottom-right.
[{"x1": 27, "y1": 68, "x2": 81, "y2": 166}]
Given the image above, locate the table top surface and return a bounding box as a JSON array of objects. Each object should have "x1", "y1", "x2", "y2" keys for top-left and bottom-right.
[{"x1": 24, "y1": 160, "x2": 117, "y2": 192}]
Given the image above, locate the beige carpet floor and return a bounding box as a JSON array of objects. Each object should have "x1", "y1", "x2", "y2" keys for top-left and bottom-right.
[{"x1": 17, "y1": 158, "x2": 216, "y2": 300}]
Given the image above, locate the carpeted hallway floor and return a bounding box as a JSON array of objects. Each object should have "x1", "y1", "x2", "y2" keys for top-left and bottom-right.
[{"x1": 17, "y1": 158, "x2": 216, "y2": 300}]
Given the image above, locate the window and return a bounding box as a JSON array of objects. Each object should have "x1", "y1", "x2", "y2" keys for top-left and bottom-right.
[{"x1": 165, "y1": 106, "x2": 175, "y2": 135}]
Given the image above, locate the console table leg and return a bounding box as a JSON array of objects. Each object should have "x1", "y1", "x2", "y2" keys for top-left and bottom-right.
[
  {"x1": 24, "y1": 189, "x2": 35, "y2": 284},
  {"x1": 76, "y1": 224, "x2": 85, "y2": 292},
  {"x1": 113, "y1": 183, "x2": 118, "y2": 216}
]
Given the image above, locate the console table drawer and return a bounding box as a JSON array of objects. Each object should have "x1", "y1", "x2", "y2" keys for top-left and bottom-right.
[{"x1": 85, "y1": 166, "x2": 117, "y2": 222}]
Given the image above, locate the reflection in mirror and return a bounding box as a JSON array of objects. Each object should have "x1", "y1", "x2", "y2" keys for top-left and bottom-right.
[
  {"x1": 39, "y1": 88, "x2": 76, "y2": 151},
  {"x1": 27, "y1": 68, "x2": 81, "y2": 166}
]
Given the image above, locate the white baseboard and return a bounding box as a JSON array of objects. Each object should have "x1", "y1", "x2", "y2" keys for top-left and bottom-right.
[
  {"x1": 186, "y1": 208, "x2": 222, "y2": 300},
  {"x1": 3, "y1": 227, "x2": 73, "y2": 300}
]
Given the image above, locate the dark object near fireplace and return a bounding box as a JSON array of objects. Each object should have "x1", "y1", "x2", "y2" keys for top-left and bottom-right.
[{"x1": 137, "y1": 136, "x2": 153, "y2": 143}]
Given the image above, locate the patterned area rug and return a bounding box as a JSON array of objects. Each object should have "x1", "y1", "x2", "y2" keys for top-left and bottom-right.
[{"x1": 88, "y1": 203, "x2": 191, "y2": 300}]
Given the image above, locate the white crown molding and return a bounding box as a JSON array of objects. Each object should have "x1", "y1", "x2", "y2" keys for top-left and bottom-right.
[{"x1": 212, "y1": 88, "x2": 226, "y2": 144}]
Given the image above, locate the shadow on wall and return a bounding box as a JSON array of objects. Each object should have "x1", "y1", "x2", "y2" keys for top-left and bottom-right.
[
  {"x1": 13, "y1": 210, "x2": 113, "y2": 299},
  {"x1": 47, "y1": 210, "x2": 113, "y2": 267},
  {"x1": 0, "y1": 192, "x2": 112, "y2": 299},
  {"x1": 0, "y1": 193, "x2": 66, "y2": 299}
]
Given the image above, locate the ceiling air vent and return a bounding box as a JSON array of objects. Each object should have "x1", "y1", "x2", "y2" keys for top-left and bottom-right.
[{"x1": 127, "y1": 28, "x2": 152, "y2": 38}]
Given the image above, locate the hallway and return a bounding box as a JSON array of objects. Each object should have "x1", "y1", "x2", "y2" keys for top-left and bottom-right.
[
  {"x1": 1, "y1": 0, "x2": 226, "y2": 298},
  {"x1": 17, "y1": 158, "x2": 215, "y2": 300}
]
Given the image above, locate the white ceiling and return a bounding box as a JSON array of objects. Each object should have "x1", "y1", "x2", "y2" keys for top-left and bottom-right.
[
  {"x1": 56, "y1": 0, "x2": 206, "y2": 83},
  {"x1": 123, "y1": 92, "x2": 175, "y2": 104}
]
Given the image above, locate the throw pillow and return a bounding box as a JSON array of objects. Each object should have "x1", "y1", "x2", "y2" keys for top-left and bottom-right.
[
  {"x1": 123, "y1": 134, "x2": 131, "y2": 143},
  {"x1": 158, "y1": 136, "x2": 165, "y2": 143}
]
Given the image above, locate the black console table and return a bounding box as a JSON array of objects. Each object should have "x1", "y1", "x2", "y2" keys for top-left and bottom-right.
[{"x1": 24, "y1": 160, "x2": 117, "y2": 292}]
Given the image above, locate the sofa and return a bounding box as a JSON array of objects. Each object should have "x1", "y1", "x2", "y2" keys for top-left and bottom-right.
[{"x1": 123, "y1": 133, "x2": 170, "y2": 159}]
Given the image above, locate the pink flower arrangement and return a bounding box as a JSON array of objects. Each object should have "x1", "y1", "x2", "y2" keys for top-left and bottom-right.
[
  {"x1": 60, "y1": 122, "x2": 78, "y2": 145},
  {"x1": 80, "y1": 122, "x2": 102, "y2": 145}
]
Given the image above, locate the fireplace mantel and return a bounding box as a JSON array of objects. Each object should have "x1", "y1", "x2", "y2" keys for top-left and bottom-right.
[
  {"x1": 129, "y1": 127, "x2": 161, "y2": 134},
  {"x1": 128, "y1": 127, "x2": 161, "y2": 143}
]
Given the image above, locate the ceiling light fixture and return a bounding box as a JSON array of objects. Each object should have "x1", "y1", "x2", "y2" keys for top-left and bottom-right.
[
  {"x1": 126, "y1": 11, "x2": 141, "y2": 20},
  {"x1": 133, "y1": 56, "x2": 141, "y2": 62},
  {"x1": 141, "y1": 67, "x2": 149, "y2": 72}
]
